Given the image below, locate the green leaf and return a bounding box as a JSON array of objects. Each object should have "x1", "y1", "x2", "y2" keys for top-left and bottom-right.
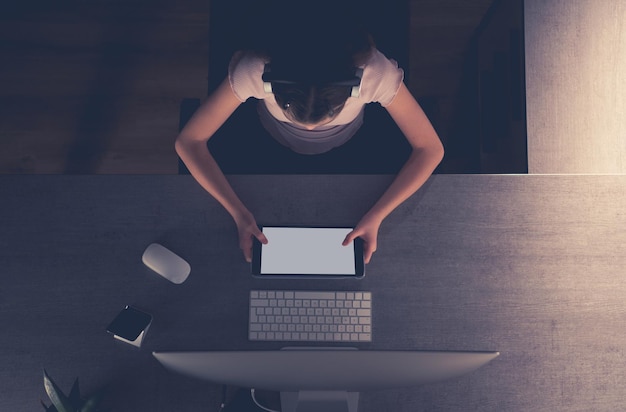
[
  {"x1": 68, "y1": 378, "x2": 82, "y2": 409},
  {"x1": 77, "y1": 389, "x2": 105, "y2": 412},
  {"x1": 43, "y1": 369, "x2": 75, "y2": 412},
  {"x1": 41, "y1": 399, "x2": 57, "y2": 412}
]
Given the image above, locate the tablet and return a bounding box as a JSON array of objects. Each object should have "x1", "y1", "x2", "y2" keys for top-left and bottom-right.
[{"x1": 251, "y1": 226, "x2": 364, "y2": 278}]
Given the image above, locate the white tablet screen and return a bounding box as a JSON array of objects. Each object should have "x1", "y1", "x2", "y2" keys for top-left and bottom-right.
[{"x1": 260, "y1": 227, "x2": 355, "y2": 275}]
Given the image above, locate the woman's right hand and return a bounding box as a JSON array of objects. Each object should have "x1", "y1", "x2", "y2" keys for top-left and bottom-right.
[{"x1": 234, "y1": 213, "x2": 268, "y2": 262}]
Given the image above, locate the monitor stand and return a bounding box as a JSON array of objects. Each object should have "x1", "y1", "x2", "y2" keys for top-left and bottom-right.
[
  {"x1": 278, "y1": 346, "x2": 360, "y2": 412},
  {"x1": 281, "y1": 390, "x2": 359, "y2": 412}
]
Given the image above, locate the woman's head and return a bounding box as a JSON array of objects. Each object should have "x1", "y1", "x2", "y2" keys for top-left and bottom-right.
[
  {"x1": 255, "y1": 1, "x2": 374, "y2": 126},
  {"x1": 272, "y1": 83, "x2": 351, "y2": 127}
]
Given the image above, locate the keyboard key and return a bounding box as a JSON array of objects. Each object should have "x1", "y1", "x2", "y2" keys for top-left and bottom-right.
[
  {"x1": 295, "y1": 291, "x2": 335, "y2": 300},
  {"x1": 251, "y1": 299, "x2": 268, "y2": 307}
]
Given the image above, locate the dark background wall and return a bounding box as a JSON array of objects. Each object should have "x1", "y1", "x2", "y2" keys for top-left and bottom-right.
[{"x1": 0, "y1": 0, "x2": 527, "y2": 174}]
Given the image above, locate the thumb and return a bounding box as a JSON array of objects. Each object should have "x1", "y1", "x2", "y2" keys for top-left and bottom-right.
[
  {"x1": 253, "y1": 227, "x2": 269, "y2": 244},
  {"x1": 342, "y1": 229, "x2": 360, "y2": 246}
]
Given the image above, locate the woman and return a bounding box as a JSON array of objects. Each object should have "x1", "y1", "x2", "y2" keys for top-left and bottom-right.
[{"x1": 175, "y1": 3, "x2": 444, "y2": 264}]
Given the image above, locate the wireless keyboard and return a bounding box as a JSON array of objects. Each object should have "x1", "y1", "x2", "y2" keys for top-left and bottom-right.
[{"x1": 249, "y1": 290, "x2": 372, "y2": 342}]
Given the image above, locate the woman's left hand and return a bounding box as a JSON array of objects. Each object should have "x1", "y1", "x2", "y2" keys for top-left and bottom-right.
[{"x1": 342, "y1": 215, "x2": 382, "y2": 264}]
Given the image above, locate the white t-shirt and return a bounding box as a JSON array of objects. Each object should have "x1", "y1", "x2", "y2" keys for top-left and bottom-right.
[{"x1": 228, "y1": 48, "x2": 404, "y2": 154}]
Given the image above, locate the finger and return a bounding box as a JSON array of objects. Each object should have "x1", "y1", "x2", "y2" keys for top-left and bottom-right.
[
  {"x1": 363, "y1": 244, "x2": 374, "y2": 264},
  {"x1": 342, "y1": 229, "x2": 360, "y2": 246},
  {"x1": 248, "y1": 225, "x2": 268, "y2": 244},
  {"x1": 240, "y1": 238, "x2": 252, "y2": 262},
  {"x1": 254, "y1": 229, "x2": 269, "y2": 244},
  {"x1": 364, "y1": 237, "x2": 379, "y2": 263}
]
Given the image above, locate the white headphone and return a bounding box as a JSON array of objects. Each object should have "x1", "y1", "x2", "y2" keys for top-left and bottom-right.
[{"x1": 262, "y1": 64, "x2": 363, "y2": 98}]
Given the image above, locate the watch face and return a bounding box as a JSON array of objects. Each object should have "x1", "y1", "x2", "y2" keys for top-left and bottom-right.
[{"x1": 106, "y1": 306, "x2": 152, "y2": 340}]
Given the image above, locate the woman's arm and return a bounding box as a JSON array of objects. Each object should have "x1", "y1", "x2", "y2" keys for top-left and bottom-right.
[
  {"x1": 343, "y1": 82, "x2": 444, "y2": 263},
  {"x1": 175, "y1": 77, "x2": 268, "y2": 261}
]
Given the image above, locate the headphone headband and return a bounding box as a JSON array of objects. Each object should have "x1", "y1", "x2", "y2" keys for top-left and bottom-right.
[{"x1": 262, "y1": 64, "x2": 363, "y2": 97}]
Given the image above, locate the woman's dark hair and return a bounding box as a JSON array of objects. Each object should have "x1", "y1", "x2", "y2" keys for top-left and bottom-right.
[
  {"x1": 273, "y1": 83, "x2": 352, "y2": 125},
  {"x1": 251, "y1": 1, "x2": 375, "y2": 124}
]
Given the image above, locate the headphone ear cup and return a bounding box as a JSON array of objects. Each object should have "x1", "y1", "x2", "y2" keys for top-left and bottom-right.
[
  {"x1": 350, "y1": 68, "x2": 364, "y2": 98},
  {"x1": 262, "y1": 63, "x2": 273, "y2": 94}
]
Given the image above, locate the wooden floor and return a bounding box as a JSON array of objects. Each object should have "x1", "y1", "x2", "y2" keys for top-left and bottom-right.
[{"x1": 0, "y1": 0, "x2": 496, "y2": 174}]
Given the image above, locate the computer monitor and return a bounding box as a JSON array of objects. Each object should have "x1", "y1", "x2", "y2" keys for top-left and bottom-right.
[{"x1": 153, "y1": 347, "x2": 499, "y2": 412}]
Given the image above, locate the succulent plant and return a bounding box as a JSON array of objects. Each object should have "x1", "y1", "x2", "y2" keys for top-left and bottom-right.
[{"x1": 41, "y1": 369, "x2": 107, "y2": 412}]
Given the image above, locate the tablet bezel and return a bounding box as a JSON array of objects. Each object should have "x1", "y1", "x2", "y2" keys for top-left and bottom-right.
[{"x1": 251, "y1": 225, "x2": 365, "y2": 279}]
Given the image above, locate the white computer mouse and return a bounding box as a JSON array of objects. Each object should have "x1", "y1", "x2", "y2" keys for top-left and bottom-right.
[{"x1": 142, "y1": 243, "x2": 190, "y2": 284}]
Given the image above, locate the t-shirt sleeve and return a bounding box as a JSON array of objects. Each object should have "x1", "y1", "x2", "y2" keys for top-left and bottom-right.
[
  {"x1": 361, "y1": 49, "x2": 405, "y2": 107},
  {"x1": 228, "y1": 51, "x2": 267, "y2": 102}
]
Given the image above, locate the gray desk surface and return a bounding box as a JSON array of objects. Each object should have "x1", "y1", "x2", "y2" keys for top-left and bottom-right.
[{"x1": 1, "y1": 175, "x2": 625, "y2": 411}]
